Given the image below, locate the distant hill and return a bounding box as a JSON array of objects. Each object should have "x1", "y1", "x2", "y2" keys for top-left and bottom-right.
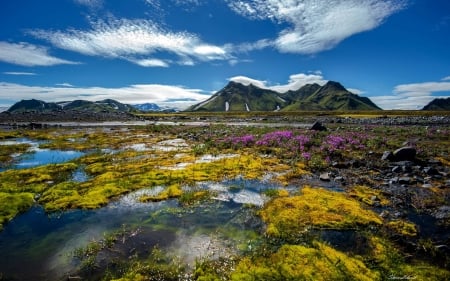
[
  {"x1": 7, "y1": 99, "x2": 137, "y2": 113},
  {"x1": 7, "y1": 99, "x2": 61, "y2": 112},
  {"x1": 133, "y1": 103, "x2": 161, "y2": 111},
  {"x1": 422, "y1": 97, "x2": 450, "y2": 110},
  {"x1": 187, "y1": 80, "x2": 381, "y2": 112},
  {"x1": 2, "y1": 98, "x2": 142, "y2": 122}
]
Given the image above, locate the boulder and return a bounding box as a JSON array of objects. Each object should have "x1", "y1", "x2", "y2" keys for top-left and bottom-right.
[
  {"x1": 393, "y1": 146, "x2": 416, "y2": 161},
  {"x1": 310, "y1": 121, "x2": 327, "y2": 131},
  {"x1": 381, "y1": 151, "x2": 394, "y2": 161},
  {"x1": 319, "y1": 172, "x2": 331, "y2": 181}
]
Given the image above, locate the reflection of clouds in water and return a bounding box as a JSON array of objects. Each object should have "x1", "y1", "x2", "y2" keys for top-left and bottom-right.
[
  {"x1": 46, "y1": 225, "x2": 109, "y2": 278},
  {"x1": 171, "y1": 232, "x2": 234, "y2": 267}
]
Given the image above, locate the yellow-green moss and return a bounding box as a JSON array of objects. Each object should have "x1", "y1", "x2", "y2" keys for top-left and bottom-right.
[
  {"x1": 139, "y1": 184, "x2": 183, "y2": 202},
  {"x1": 0, "y1": 192, "x2": 34, "y2": 229},
  {"x1": 260, "y1": 186, "x2": 382, "y2": 238},
  {"x1": 230, "y1": 242, "x2": 380, "y2": 281},
  {"x1": 369, "y1": 236, "x2": 450, "y2": 280},
  {"x1": 348, "y1": 185, "x2": 389, "y2": 206},
  {"x1": 0, "y1": 143, "x2": 31, "y2": 164},
  {"x1": 386, "y1": 220, "x2": 418, "y2": 237}
]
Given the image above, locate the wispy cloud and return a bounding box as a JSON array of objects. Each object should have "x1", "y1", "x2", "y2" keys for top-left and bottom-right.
[
  {"x1": 55, "y1": 83, "x2": 74, "y2": 87},
  {"x1": 0, "y1": 82, "x2": 209, "y2": 109},
  {"x1": 0, "y1": 42, "x2": 80, "y2": 67},
  {"x1": 228, "y1": 0, "x2": 405, "y2": 54},
  {"x1": 442, "y1": 76, "x2": 450, "y2": 81},
  {"x1": 371, "y1": 80, "x2": 450, "y2": 109},
  {"x1": 229, "y1": 72, "x2": 328, "y2": 92},
  {"x1": 3, "y1": 71, "x2": 37, "y2": 76},
  {"x1": 29, "y1": 18, "x2": 232, "y2": 67},
  {"x1": 73, "y1": 0, "x2": 103, "y2": 9}
]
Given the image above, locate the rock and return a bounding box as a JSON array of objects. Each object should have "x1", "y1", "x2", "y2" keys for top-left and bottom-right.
[
  {"x1": 319, "y1": 173, "x2": 331, "y2": 181},
  {"x1": 310, "y1": 121, "x2": 327, "y2": 131},
  {"x1": 398, "y1": 177, "x2": 411, "y2": 184},
  {"x1": 381, "y1": 151, "x2": 394, "y2": 161},
  {"x1": 393, "y1": 146, "x2": 416, "y2": 161},
  {"x1": 433, "y1": 206, "x2": 450, "y2": 220},
  {"x1": 423, "y1": 167, "x2": 439, "y2": 175},
  {"x1": 392, "y1": 166, "x2": 402, "y2": 173},
  {"x1": 379, "y1": 210, "x2": 390, "y2": 218},
  {"x1": 335, "y1": 176, "x2": 345, "y2": 182},
  {"x1": 422, "y1": 184, "x2": 433, "y2": 188}
]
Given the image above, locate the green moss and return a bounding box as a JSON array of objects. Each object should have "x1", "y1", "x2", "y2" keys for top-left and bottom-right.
[
  {"x1": 139, "y1": 184, "x2": 183, "y2": 202},
  {"x1": 230, "y1": 242, "x2": 380, "y2": 281},
  {"x1": 0, "y1": 192, "x2": 34, "y2": 229},
  {"x1": 0, "y1": 143, "x2": 31, "y2": 166},
  {"x1": 386, "y1": 220, "x2": 418, "y2": 237},
  {"x1": 260, "y1": 186, "x2": 382, "y2": 239},
  {"x1": 368, "y1": 236, "x2": 450, "y2": 280},
  {"x1": 348, "y1": 185, "x2": 389, "y2": 206}
]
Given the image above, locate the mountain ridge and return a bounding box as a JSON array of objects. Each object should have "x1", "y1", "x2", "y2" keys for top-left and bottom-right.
[
  {"x1": 422, "y1": 97, "x2": 450, "y2": 110},
  {"x1": 188, "y1": 80, "x2": 381, "y2": 112},
  {"x1": 7, "y1": 98, "x2": 138, "y2": 113}
]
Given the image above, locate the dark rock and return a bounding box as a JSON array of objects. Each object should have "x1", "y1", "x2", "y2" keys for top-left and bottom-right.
[
  {"x1": 398, "y1": 177, "x2": 411, "y2": 184},
  {"x1": 392, "y1": 166, "x2": 402, "y2": 173},
  {"x1": 433, "y1": 206, "x2": 450, "y2": 220},
  {"x1": 428, "y1": 158, "x2": 442, "y2": 165},
  {"x1": 381, "y1": 151, "x2": 394, "y2": 161},
  {"x1": 310, "y1": 121, "x2": 327, "y2": 131},
  {"x1": 393, "y1": 146, "x2": 416, "y2": 161},
  {"x1": 423, "y1": 167, "x2": 439, "y2": 175}
]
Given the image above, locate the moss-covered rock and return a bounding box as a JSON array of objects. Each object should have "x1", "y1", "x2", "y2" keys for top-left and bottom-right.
[
  {"x1": 231, "y1": 242, "x2": 380, "y2": 281},
  {"x1": 260, "y1": 186, "x2": 382, "y2": 238}
]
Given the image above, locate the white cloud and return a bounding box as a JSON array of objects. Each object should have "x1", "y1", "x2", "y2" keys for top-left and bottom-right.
[
  {"x1": 3, "y1": 72, "x2": 37, "y2": 76},
  {"x1": 0, "y1": 42, "x2": 80, "y2": 67},
  {"x1": 0, "y1": 82, "x2": 209, "y2": 110},
  {"x1": 55, "y1": 83, "x2": 74, "y2": 87},
  {"x1": 442, "y1": 76, "x2": 450, "y2": 81},
  {"x1": 129, "y1": 58, "x2": 170, "y2": 67},
  {"x1": 371, "y1": 81, "x2": 450, "y2": 110},
  {"x1": 394, "y1": 82, "x2": 450, "y2": 94},
  {"x1": 229, "y1": 76, "x2": 268, "y2": 88},
  {"x1": 229, "y1": 72, "x2": 328, "y2": 92},
  {"x1": 29, "y1": 18, "x2": 232, "y2": 67},
  {"x1": 227, "y1": 0, "x2": 405, "y2": 54},
  {"x1": 347, "y1": 88, "x2": 364, "y2": 95},
  {"x1": 73, "y1": 0, "x2": 102, "y2": 8}
]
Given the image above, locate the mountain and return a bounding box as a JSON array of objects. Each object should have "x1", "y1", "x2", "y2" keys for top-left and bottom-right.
[
  {"x1": 422, "y1": 97, "x2": 450, "y2": 110},
  {"x1": 7, "y1": 99, "x2": 61, "y2": 113},
  {"x1": 187, "y1": 81, "x2": 287, "y2": 112},
  {"x1": 3, "y1": 98, "x2": 142, "y2": 122},
  {"x1": 187, "y1": 80, "x2": 381, "y2": 112},
  {"x1": 282, "y1": 81, "x2": 381, "y2": 111},
  {"x1": 7, "y1": 99, "x2": 137, "y2": 113},
  {"x1": 133, "y1": 103, "x2": 161, "y2": 111}
]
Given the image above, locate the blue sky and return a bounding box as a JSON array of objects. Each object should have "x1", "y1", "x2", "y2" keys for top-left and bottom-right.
[{"x1": 0, "y1": 0, "x2": 449, "y2": 110}]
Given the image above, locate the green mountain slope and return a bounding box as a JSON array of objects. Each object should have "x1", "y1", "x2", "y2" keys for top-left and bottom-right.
[
  {"x1": 282, "y1": 81, "x2": 381, "y2": 111},
  {"x1": 188, "y1": 81, "x2": 287, "y2": 112},
  {"x1": 188, "y1": 80, "x2": 381, "y2": 112}
]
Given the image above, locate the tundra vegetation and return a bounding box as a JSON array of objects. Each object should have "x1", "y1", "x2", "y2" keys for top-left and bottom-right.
[{"x1": 0, "y1": 118, "x2": 449, "y2": 280}]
